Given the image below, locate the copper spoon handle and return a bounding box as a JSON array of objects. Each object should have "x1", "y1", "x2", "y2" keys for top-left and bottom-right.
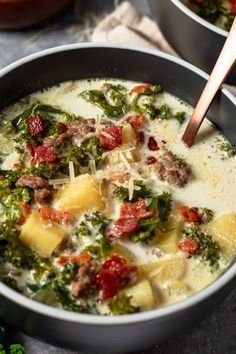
[{"x1": 182, "y1": 18, "x2": 236, "y2": 148}]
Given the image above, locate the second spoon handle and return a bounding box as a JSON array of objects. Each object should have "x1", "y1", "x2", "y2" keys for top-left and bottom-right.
[{"x1": 182, "y1": 17, "x2": 236, "y2": 148}]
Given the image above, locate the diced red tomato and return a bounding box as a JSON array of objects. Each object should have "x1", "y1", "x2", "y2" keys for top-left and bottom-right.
[
  {"x1": 58, "y1": 252, "x2": 91, "y2": 266},
  {"x1": 177, "y1": 206, "x2": 202, "y2": 223},
  {"x1": 148, "y1": 137, "x2": 160, "y2": 151},
  {"x1": 39, "y1": 206, "x2": 71, "y2": 225},
  {"x1": 120, "y1": 199, "x2": 155, "y2": 220},
  {"x1": 27, "y1": 142, "x2": 57, "y2": 165},
  {"x1": 26, "y1": 142, "x2": 35, "y2": 156},
  {"x1": 231, "y1": 0, "x2": 236, "y2": 14},
  {"x1": 58, "y1": 122, "x2": 67, "y2": 134},
  {"x1": 106, "y1": 217, "x2": 139, "y2": 239},
  {"x1": 178, "y1": 239, "x2": 199, "y2": 255},
  {"x1": 137, "y1": 131, "x2": 145, "y2": 144},
  {"x1": 27, "y1": 115, "x2": 44, "y2": 137},
  {"x1": 101, "y1": 255, "x2": 127, "y2": 274},
  {"x1": 146, "y1": 156, "x2": 157, "y2": 165},
  {"x1": 18, "y1": 203, "x2": 32, "y2": 225},
  {"x1": 97, "y1": 270, "x2": 119, "y2": 300},
  {"x1": 189, "y1": 0, "x2": 204, "y2": 4},
  {"x1": 107, "y1": 199, "x2": 155, "y2": 239},
  {"x1": 96, "y1": 255, "x2": 137, "y2": 300},
  {"x1": 126, "y1": 114, "x2": 145, "y2": 130},
  {"x1": 99, "y1": 126, "x2": 123, "y2": 150},
  {"x1": 128, "y1": 84, "x2": 152, "y2": 96}
]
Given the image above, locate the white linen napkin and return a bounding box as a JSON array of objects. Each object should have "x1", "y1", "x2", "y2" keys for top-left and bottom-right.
[{"x1": 91, "y1": 1, "x2": 236, "y2": 96}]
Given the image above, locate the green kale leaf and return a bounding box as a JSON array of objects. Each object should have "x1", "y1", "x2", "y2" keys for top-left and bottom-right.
[
  {"x1": 0, "y1": 323, "x2": 25, "y2": 354},
  {"x1": 149, "y1": 192, "x2": 172, "y2": 222},
  {"x1": 183, "y1": 224, "x2": 220, "y2": 268},
  {"x1": 0, "y1": 184, "x2": 31, "y2": 223},
  {"x1": 8, "y1": 344, "x2": 26, "y2": 354},
  {"x1": 60, "y1": 136, "x2": 104, "y2": 175},
  {"x1": 174, "y1": 111, "x2": 186, "y2": 125},
  {"x1": 130, "y1": 84, "x2": 162, "y2": 116},
  {"x1": 109, "y1": 293, "x2": 139, "y2": 315},
  {"x1": 1, "y1": 276, "x2": 20, "y2": 293},
  {"x1": 74, "y1": 212, "x2": 111, "y2": 259},
  {"x1": 80, "y1": 83, "x2": 128, "y2": 119},
  {"x1": 11, "y1": 102, "x2": 79, "y2": 145},
  {"x1": 0, "y1": 222, "x2": 51, "y2": 272},
  {"x1": 113, "y1": 180, "x2": 152, "y2": 203},
  {"x1": 215, "y1": 137, "x2": 236, "y2": 160},
  {"x1": 199, "y1": 208, "x2": 214, "y2": 224},
  {"x1": 73, "y1": 212, "x2": 109, "y2": 238},
  {"x1": 53, "y1": 262, "x2": 86, "y2": 313},
  {"x1": 130, "y1": 192, "x2": 172, "y2": 243},
  {"x1": 198, "y1": 0, "x2": 221, "y2": 24}
]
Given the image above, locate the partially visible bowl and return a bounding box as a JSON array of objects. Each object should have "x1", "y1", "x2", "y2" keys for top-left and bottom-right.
[
  {"x1": 149, "y1": 0, "x2": 236, "y2": 85},
  {"x1": 0, "y1": 44, "x2": 235, "y2": 353},
  {"x1": 0, "y1": 0, "x2": 72, "y2": 29}
]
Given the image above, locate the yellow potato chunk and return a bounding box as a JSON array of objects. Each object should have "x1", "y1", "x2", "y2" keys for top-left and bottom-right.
[
  {"x1": 140, "y1": 256, "x2": 187, "y2": 282},
  {"x1": 108, "y1": 123, "x2": 138, "y2": 165},
  {"x1": 125, "y1": 279, "x2": 156, "y2": 310},
  {"x1": 121, "y1": 123, "x2": 137, "y2": 146},
  {"x1": 54, "y1": 174, "x2": 104, "y2": 216},
  {"x1": 156, "y1": 217, "x2": 183, "y2": 254},
  {"x1": 111, "y1": 243, "x2": 135, "y2": 262},
  {"x1": 204, "y1": 213, "x2": 236, "y2": 264},
  {"x1": 19, "y1": 211, "x2": 65, "y2": 258},
  {"x1": 152, "y1": 279, "x2": 190, "y2": 305}
]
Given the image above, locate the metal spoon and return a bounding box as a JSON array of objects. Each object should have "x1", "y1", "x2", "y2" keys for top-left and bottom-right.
[{"x1": 182, "y1": 17, "x2": 236, "y2": 148}]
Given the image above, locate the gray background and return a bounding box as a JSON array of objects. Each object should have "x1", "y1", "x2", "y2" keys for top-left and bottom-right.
[{"x1": 0, "y1": 0, "x2": 235, "y2": 353}]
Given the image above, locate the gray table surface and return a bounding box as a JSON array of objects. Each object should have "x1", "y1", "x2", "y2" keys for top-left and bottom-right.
[{"x1": 0, "y1": 0, "x2": 235, "y2": 353}]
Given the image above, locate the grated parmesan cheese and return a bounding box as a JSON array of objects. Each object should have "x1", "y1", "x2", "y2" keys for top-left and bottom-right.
[
  {"x1": 92, "y1": 144, "x2": 97, "y2": 157},
  {"x1": 118, "y1": 150, "x2": 131, "y2": 170},
  {"x1": 128, "y1": 179, "x2": 134, "y2": 201},
  {"x1": 69, "y1": 161, "x2": 76, "y2": 183},
  {"x1": 95, "y1": 115, "x2": 101, "y2": 134},
  {"x1": 49, "y1": 178, "x2": 70, "y2": 185},
  {"x1": 53, "y1": 185, "x2": 64, "y2": 190},
  {"x1": 133, "y1": 185, "x2": 141, "y2": 191},
  {"x1": 72, "y1": 157, "x2": 79, "y2": 166},
  {"x1": 89, "y1": 159, "x2": 96, "y2": 175},
  {"x1": 86, "y1": 152, "x2": 97, "y2": 175},
  {"x1": 100, "y1": 131, "x2": 114, "y2": 140}
]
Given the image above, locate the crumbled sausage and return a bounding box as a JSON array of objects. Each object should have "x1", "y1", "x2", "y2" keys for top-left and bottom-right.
[
  {"x1": 43, "y1": 133, "x2": 67, "y2": 147},
  {"x1": 119, "y1": 266, "x2": 138, "y2": 288},
  {"x1": 71, "y1": 263, "x2": 93, "y2": 298},
  {"x1": 8, "y1": 268, "x2": 22, "y2": 277},
  {"x1": 67, "y1": 118, "x2": 95, "y2": 139},
  {"x1": 13, "y1": 162, "x2": 24, "y2": 170},
  {"x1": 15, "y1": 174, "x2": 49, "y2": 189},
  {"x1": 43, "y1": 119, "x2": 95, "y2": 148},
  {"x1": 34, "y1": 188, "x2": 51, "y2": 205},
  {"x1": 0, "y1": 176, "x2": 5, "y2": 181},
  {"x1": 155, "y1": 151, "x2": 190, "y2": 187}
]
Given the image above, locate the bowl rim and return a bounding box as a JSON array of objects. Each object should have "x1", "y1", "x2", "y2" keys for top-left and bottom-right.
[
  {"x1": 170, "y1": 0, "x2": 228, "y2": 38},
  {"x1": 0, "y1": 42, "x2": 235, "y2": 326}
]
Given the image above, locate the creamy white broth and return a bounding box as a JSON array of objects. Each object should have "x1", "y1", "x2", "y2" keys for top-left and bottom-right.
[
  {"x1": 0, "y1": 78, "x2": 235, "y2": 313},
  {"x1": 34, "y1": 79, "x2": 236, "y2": 216}
]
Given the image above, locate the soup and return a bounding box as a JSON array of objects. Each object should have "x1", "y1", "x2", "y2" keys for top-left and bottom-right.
[
  {"x1": 182, "y1": 0, "x2": 235, "y2": 31},
  {"x1": 0, "y1": 79, "x2": 235, "y2": 315}
]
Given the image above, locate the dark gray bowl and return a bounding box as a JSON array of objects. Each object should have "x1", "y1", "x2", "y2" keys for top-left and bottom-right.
[
  {"x1": 0, "y1": 44, "x2": 235, "y2": 353},
  {"x1": 149, "y1": 0, "x2": 236, "y2": 85}
]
